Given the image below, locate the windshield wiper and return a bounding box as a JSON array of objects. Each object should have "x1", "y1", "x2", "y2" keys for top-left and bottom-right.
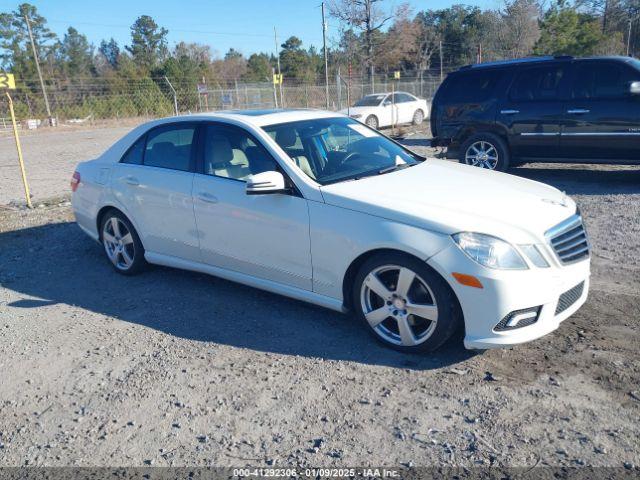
[{"x1": 378, "y1": 163, "x2": 415, "y2": 175}]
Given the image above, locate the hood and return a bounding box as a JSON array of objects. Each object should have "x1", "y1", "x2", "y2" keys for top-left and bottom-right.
[{"x1": 319, "y1": 159, "x2": 576, "y2": 244}]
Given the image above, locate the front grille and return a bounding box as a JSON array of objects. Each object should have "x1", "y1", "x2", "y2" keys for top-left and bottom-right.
[
  {"x1": 546, "y1": 215, "x2": 589, "y2": 265},
  {"x1": 555, "y1": 281, "x2": 585, "y2": 315}
]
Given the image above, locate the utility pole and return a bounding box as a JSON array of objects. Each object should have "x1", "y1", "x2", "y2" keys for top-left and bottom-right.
[
  {"x1": 274, "y1": 27, "x2": 283, "y2": 107},
  {"x1": 321, "y1": 2, "x2": 330, "y2": 109},
  {"x1": 25, "y1": 13, "x2": 53, "y2": 125},
  {"x1": 627, "y1": 18, "x2": 633, "y2": 56},
  {"x1": 476, "y1": 43, "x2": 482, "y2": 64},
  {"x1": 439, "y1": 40, "x2": 443, "y2": 82}
]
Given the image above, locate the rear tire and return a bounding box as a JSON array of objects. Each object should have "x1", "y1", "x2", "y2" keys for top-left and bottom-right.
[
  {"x1": 412, "y1": 109, "x2": 425, "y2": 125},
  {"x1": 352, "y1": 252, "x2": 462, "y2": 353},
  {"x1": 459, "y1": 132, "x2": 510, "y2": 172},
  {"x1": 365, "y1": 115, "x2": 379, "y2": 130},
  {"x1": 100, "y1": 210, "x2": 146, "y2": 275}
]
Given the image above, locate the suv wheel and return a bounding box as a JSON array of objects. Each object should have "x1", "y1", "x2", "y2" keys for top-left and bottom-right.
[
  {"x1": 352, "y1": 252, "x2": 462, "y2": 353},
  {"x1": 365, "y1": 115, "x2": 379, "y2": 130},
  {"x1": 459, "y1": 133, "x2": 509, "y2": 171}
]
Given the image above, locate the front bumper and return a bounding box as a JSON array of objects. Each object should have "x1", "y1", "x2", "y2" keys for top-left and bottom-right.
[{"x1": 427, "y1": 244, "x2": 591, "y2": 350}]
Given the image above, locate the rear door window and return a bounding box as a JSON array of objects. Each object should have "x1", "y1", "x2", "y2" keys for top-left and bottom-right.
[
  {"x1": 509, "y1": 66, "x2": 565, "y2": 101},
  {"x1": 443, "y1": 70, "x2": 501, "y2": 103},
  {"x1": 571, "y1": 62, "x2": 638, "y2": 99},
  {"x1": 143, "y1": 124, "x2": 196, "y2": 171}
]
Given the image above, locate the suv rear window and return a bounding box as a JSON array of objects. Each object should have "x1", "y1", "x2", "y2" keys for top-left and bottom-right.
[
  {"x1": 442, "y1": 70, "x2": 501, "y2": 103},
  {"x1": 509, "y1": 66, "x2": 565, "y2": 101}
]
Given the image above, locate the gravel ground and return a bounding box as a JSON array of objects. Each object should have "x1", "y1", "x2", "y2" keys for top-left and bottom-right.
[{"x1": 0, "y1": 124, "x2": 639, "y2": 469}]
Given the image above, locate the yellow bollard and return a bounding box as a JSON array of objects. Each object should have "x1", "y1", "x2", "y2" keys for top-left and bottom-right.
[{"x1": 6, "y1": 91, "x2": 32, "y2": 209}]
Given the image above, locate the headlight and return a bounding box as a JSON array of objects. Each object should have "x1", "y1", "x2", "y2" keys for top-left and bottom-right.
[
  {"x1": 350, "y1": 114, "x2": 362, "y2": 119},
  {"x1": 519, "y1": 244, "x2": 549, "y2": 268},
  {"x1": 453, "y1": 232, "x2": 528, "y2": 270}
]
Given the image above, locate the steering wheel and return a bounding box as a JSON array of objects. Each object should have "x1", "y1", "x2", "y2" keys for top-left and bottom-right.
[{"x1": 338, "y1": 151, "x2": 363, "y2": 167}]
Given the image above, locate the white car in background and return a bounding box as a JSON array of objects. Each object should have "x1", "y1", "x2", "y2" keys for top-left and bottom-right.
[
  {"x1": 72, "y1": 109, "x2": 590, "y2": 353},
  {"x1": 340, "y1": 92, "x2": 429, "y2": 130}
]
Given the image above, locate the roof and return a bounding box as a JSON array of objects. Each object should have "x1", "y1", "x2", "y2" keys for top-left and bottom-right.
[
  {"x1": 459, "y1": 55, "x2": 636, "y2": 71},
  {"x1": 157, "y1": 108, "x2": 345, "y2": 127}
]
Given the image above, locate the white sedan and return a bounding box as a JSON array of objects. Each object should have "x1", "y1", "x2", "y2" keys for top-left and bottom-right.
[
  {"x1": 339, "y1": 92, "x2": 429, "y2": 130},
  {"x1": 72, "y1": 109, "x2": 590, "y2": 352}
]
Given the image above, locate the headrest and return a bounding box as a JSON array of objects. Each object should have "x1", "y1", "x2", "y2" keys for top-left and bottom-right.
[
  {"x1": 208, "y1": 135, "x2": 234, "y2": 164},
  {"x1": 151, "y1": 141, "x2": 175, "y2": 154},
  {"x1": 275, "y1": 128, "x2": 297, "y2": 148}
]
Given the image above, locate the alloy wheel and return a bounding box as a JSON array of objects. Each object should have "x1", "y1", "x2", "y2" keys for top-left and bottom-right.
[
  {"x1": 464, "y1": 141, "x2": 499, "y2": 169},
  {"x1": 413, "y1": 110, "x2": 424, "y2": 124},
  {"x1": 102, "y1": 217, "x2": 136, "y2": 271},
  {"x1": 365, "y1": 116, "x2": 378, "y2": 130},
  {"x1": 360, "y1": 265, "x2": 439, "y2": 347}
]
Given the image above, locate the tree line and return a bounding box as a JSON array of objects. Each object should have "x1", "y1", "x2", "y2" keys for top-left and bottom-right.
[{"x1": 0, "y1": 0, "x2": 638, "y2": 118}]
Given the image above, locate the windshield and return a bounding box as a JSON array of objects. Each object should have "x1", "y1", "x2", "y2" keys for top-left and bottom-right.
[
  {"x1": 262, "y1": 117, "x2": 423, "y2": 185},
  {"x1": 354, "y1": 94, "x2": 386, "y2": 107}
]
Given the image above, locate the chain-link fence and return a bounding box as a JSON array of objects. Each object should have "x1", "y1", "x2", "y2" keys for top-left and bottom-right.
[
  {"x1": 0, "y1": 72, "x2": 445, "y2": 126},
  {"x1": 201, "y1": 74, "x2": 443, "y2": 111}
]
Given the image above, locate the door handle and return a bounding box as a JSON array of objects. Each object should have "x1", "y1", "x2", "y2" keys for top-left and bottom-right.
[
  {"x1": 197, "y1": 192, "x2": 218, "y2": 204},
  {"x1": 500, "y1": 109, "x2": 519, "y2": 115},
  {"x1": 567, "y1": 109, "x2": 590, "y2": 114},
  {"x1": 124, "y1": 176, "x2": 139, "y2": 186}
]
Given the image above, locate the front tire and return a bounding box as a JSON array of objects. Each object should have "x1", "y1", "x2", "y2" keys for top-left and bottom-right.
[
  {"x1": 352, "y1": 252, "x2": 462, "y2": 353},
  {"x1": 100, "y1": 210, "x2": 146, "y2": 275},
  {"x1": 459, "y1": 132, "x2": 510, "y2": 171},
  {"x1": 365, "y1": 115, "x2": 379, "y2": 130}
]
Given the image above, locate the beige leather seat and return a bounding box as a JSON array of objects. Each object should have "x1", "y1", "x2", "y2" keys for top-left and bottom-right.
[
  {"x1": 206, "y1": 136, "x2": 250, "y2": 180},
  {"x1": 274, "y1": 128, "x2": 315, "y2": 179}
]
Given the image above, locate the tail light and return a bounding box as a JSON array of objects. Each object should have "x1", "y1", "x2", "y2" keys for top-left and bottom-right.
[{"x1": 70, "y1": 171, "x2": 81, "y2": 192}]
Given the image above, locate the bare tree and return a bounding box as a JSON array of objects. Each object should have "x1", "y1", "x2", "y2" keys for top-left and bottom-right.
[
  {"x1": 498, "y1": 0, "x2": 541, "y2": 58},
  {"x1": 329, "y1": 0, "x2": 393, "y2": 90},
  {"x1": 376, "y1": 4, "x2": 420, "y2": 71}
]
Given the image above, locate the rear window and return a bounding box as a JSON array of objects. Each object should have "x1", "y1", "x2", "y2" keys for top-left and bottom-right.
[{"x1": 441, "y1": 70, "x2": 501, "y2": 103}]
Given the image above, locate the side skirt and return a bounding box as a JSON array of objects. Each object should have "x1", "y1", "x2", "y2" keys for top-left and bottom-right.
[{"x1": 144, "y1": 251, "x2": 347, "y2": 313}]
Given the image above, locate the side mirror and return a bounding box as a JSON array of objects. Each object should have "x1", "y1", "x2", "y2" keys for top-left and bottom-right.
[
  {"x1": 246, "y1": 170, "x2": 286, "y2": 195},
  {"x1": 383, "y1": 100, "x2": 392, "y2": 107},
  {"x1": 630, "y1": 81, "x2": 640, "y2": 95}
]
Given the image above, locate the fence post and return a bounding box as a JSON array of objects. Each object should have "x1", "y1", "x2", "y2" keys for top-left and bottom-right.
[
  {"x1": 164, "y1": 76, "x2": 178, "y2": 116},
  {"x1": 336, "y1": 68, "x2": 342, "y2": 110}
]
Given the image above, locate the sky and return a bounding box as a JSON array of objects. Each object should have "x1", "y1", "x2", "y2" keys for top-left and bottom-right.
[{"x1": 0, "y1": 0, "x2": 493, "y2": 58}]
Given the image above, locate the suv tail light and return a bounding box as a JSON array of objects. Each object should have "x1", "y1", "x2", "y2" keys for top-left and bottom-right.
[{"x1": 70, "y1": 171, "x2": 81, "y2": 192}]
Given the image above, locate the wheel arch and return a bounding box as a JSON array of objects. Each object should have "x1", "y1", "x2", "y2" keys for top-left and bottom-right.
[
  {"x1": 96, "y1": 205, "x2": 143, "y2": 246},
  {"x1": 454, "y1": 124, "x2": 509, "y2": 148}
]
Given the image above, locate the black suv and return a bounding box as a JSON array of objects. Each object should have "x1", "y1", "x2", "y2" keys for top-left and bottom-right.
[{"x1": 430, "y1": 56, "x2": 640, "y2": 171}]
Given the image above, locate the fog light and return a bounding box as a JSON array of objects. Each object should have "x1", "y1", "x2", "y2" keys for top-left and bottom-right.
[{"x1": 494, "y1": 306, "x2": 541, "y2": 331}]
